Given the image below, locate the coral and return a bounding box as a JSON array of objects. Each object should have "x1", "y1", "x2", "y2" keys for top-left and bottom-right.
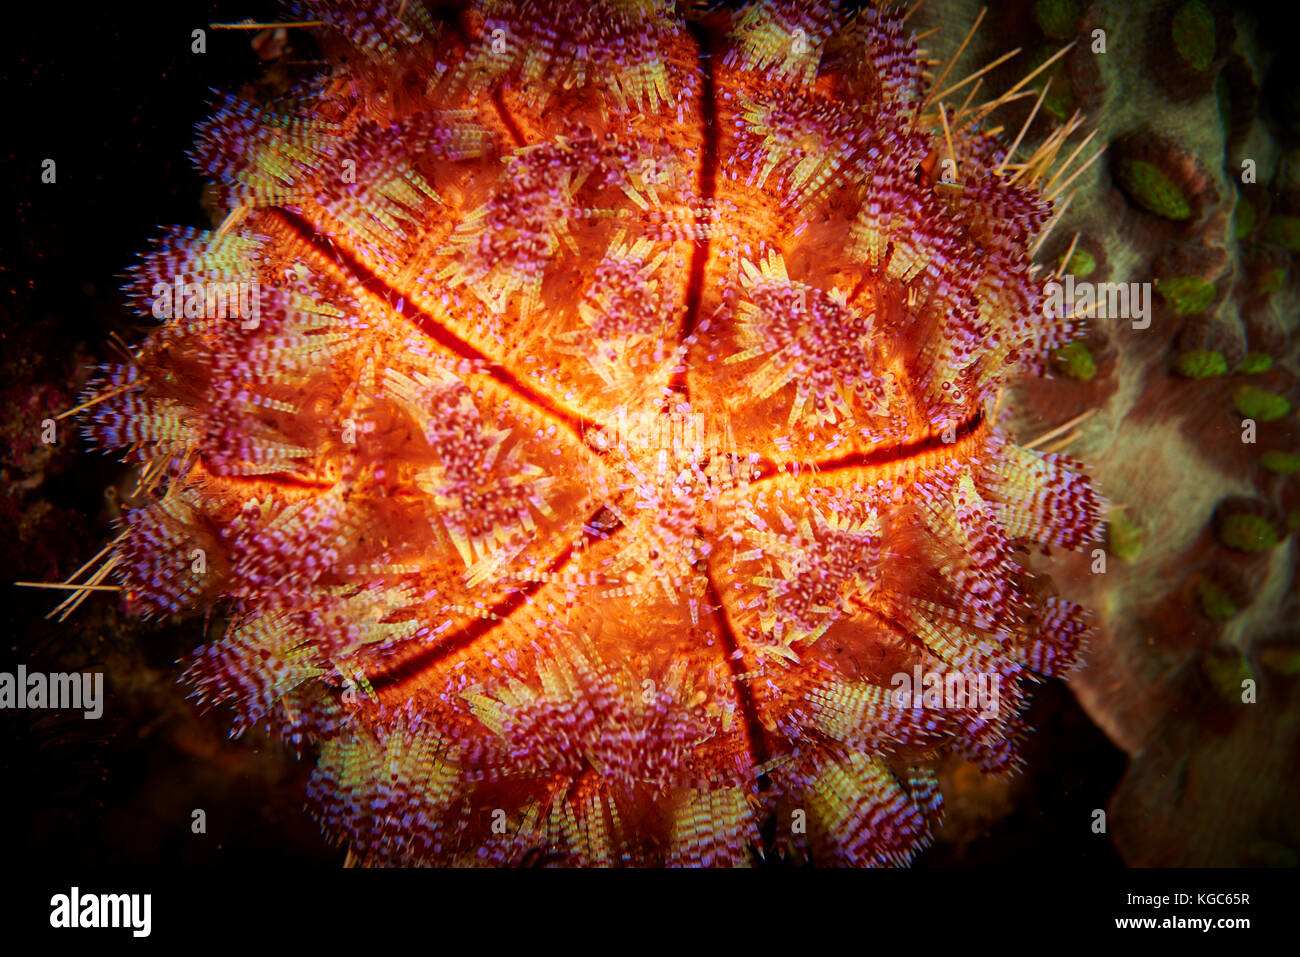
[
  {"x1": 1258, "y1": 449, "x2": 1300, "y2": 475},
  {"x1": 1260, "y1": 450, "x2": 1300, "y2": 474},
  {"x1": 1052, "y1": 341, "x2": 1097, "y2": 381},
  {"x1": 1256, "y1": 266, "x2": 1286, "y2": 293},
  {"x1": 1261, "y1": 214, "x2": 1300, "y2": 252},
  {"x1": 66, "y1": 0, "x2": 1108, "y2": 867},
  {"x1": 1170, "y1": 1, "x2": 1215, "y2": 73},
  {"x1": 1173, "y1": 349, "x2": 1227, "y2": 378},
  {"x1": 1031, "y1": 0, "x2": 1080, "y2": 41},
  {"x1": 1200, "y1": 645, "x2": 1252, "y2": 703},
  {"x1": 1234, "y1": 384, "x2": 1291, "y2": 421},
  {"x1": 1106, "y1": 511, "x2": 1143, "y2": 563},
  {"x1": 1236, "y1": 351, "x2": 1273, "y2": 374},
  {"x1": 1234, "y1": 196, "x2": 1256, "y2": 238},
  {"x1": 1148, "y1": 0, "x2": 1235, "y2": 101},
  {"x1": 1025, "y1": 46, "x2": 1074, "y2": 120},
  {"x1": 1195, "y1": 580, "x2": 1237, "y2": 620},
  {"x1": 949, "y1": 0, "x2": 1299, "y2": 865},
  {"x1": 1217, "y1": 513, "x2": 1280, "y2": 553},
  {"x1": 1115, "y1": 158, "x2": 1192, "y2": 220},
  {"x1": 1155, "y1": 276, "x2": 1216, "y2": 314},
  {"x1": 1064, "y1": 248, "x2": 1096, "y2": 278}
]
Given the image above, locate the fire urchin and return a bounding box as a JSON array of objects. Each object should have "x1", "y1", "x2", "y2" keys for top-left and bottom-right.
[{"x1": 70, "y1": 0, "x2": 1104, "y2": 866}]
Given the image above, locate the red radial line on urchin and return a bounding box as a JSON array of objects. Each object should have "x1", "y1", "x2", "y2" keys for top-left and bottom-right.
[
  {"x1": 702, "y1": 565, "x2": 771, "y2": 770},
  {"x1": 191, "y1": 463, "x2": 334, "y2": 491},
  {"x1": 668, "y1": 20, "x2": 719, "y2": 401},
  {"x1": 671, "y1": 27, "x2": 770, "y2": 779},
  {"x1": 444, "y1": 9, "x2": 527, "y2": 149},
  {"x1": 368, "y1": 511, "x2": 626, "y2": 692},
  {"x1": 490, "y1": 89, "x2": 527, "y2": 148},
  {"x1": 265, "y1": 207, "x2": 607, "y2": 449},
  {"x1": 750, "y1": 408, "x2": 988, "y2": 481}
]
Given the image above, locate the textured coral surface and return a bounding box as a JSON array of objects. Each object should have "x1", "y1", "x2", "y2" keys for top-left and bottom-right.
[
  {"x1": 68, "y1": 0, "x2": 1109, "y2": 866},
  {"x1": 911, "y1": 0, "x2": 1300, "y2": 865}
]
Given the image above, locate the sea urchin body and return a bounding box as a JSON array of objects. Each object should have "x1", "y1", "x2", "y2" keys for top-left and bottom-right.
[{"x1": 78, "y1": 0, "x2": 1104, "y2": 866}]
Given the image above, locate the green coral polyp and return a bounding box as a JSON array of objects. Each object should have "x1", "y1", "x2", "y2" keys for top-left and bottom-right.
[
  {"x1": 1117, "y1": 159, "x2": 1191, "y2": 220},
  {"x1": 1108, "y1": 512, "x2": 1143, "y2": 562},
  {"x1": 1234, "y1": 385, "x2": 1291, "y2": 421},
  {"x1": 1052, "y1": 341, "x2": 1096, "y2": 381},
  {"x1": 1260, "y1": 450, "x2": 1300, "y2": 475},
  {"x1": 1257, "y1": 268, "x2": 1286, "y2": 293},
  {"x1": 1172, "y1": 0, "x2": 1216, "y2": 72},
  {"x1": 1218, "y1": 514, "x2": 1280, "y2": 552},
  {"x1": 1064, "y1": 248, "x2": 1095, "y2": 277},
  {"x1": 1155, "y1": 276, "x2": 1215, "y2": 314},
  {"x1": 1201, "y1": 649, "x2": 1252, "y2": 704},
  {"x1": 1260, "y1": 647, "x2": 1300, "y2": 677},
  {"x1": 1197, "y1": 581, "x2": 1237, "y2": 621},
  {"x1": 1261, "y1": 215, "x2": 1300, "y2": 252},
  {"x1": 1024, "y1": 47, "x2": 1073, "y2": 119},
  {"x1": 1236, "y1": 352, "x2": 1273, "y2": 374},
  {"x1": 1174, "y1": 349, "x2": 1227, "y2": 378},
  {"x1": 1234, "y1": 198, "x2": 1256, "y2": 238},
  {"x1": 1032, "y1": 0, "x2": 1081, "y2": 40}
]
